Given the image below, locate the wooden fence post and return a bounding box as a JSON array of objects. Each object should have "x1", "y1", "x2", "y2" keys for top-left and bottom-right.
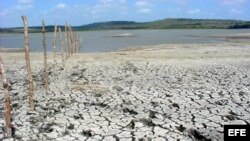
[
  {"x1": 58, "y1": 28, "x2": 65, "y2": 67},
  {"x1": 64, "y1": 24, "x2": 68, "y2": 60},
  {"x1": 74, "y1": 32, "x2": 77, "y2": 53},
  {"x1": 68, "y1": 26, "x2": 73, "y2": 55},
  {"x1": 0, "y1": 57, "x2": 12, "y2": 138},
  {"x1": 76, "y1": 35, "x2": 79, "y2": 53},
  {"x1": 67, "y1": 25, "x2": 72, "y2": 58},
  {"x1": 79, "y1": 37, "x2": 82, "y2": 53},
  {"x1": 21, "y1": 16, "x2": 34, "y2": 111},
  {"x1": 53, "y1": 24, "x2": 58, "y2": 79},
  {"x1": 42, "y1": 20, "x2": 48, "y2": 92}
]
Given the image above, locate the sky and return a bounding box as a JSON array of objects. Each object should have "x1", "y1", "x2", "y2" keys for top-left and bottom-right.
[{"x1": 0, "y1": 0, "x2": 249, "y2": 27}]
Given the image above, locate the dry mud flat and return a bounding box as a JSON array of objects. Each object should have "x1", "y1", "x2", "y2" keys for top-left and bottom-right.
[{"x1": 0, "y1": 43, "x2": 250, "y2": 141}]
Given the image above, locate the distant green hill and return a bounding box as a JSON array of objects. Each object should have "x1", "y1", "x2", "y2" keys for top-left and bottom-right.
[
  {"x1": 143, "y1": 18, "x2": 250, "y2": 29},
  {"x1": 1, "y1": 18, "x2": 250, "y2": 33}
]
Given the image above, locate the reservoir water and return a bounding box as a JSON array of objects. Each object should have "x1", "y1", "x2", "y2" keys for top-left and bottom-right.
[{"x1": 0, "y1": 29, "x2": 250, "y2": 52}]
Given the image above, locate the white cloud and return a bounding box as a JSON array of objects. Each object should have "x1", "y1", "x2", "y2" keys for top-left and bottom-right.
[
  {"x1": 230, "y1": 8, "x2": 243, "y2": 14},
  {"x1": 15, "y1": 4, "x2": 34, "y2": 10},
  {"x1": 173, "y1": 0, "x2": 189, "y2": 4},
  {"x1": 83, "y1": 0, "x2": 129, "y2": 16},
  {"x1": 222, "y1": 0, "x2": 246, "y2": 5},
  {"x1": 17, "y1": 0, "x2": 33, "y2": 4},
  {"x1": 168, "y1": 7, "x2": 181, "y2": 12},
  {"x1": 135, "y1": 1, "x2": 150, "y2": 7},
  {"x1": 14, "y1": 0, "x2": 34, "y2": 12},
  {"x1": 56, "y1": 3, "x2": 67, "y2": 9},
  {"x1": 138, "y1": 8, "x2": 151, "y2": 13},
  {"x1": 188, "y1": 9, "x2": 200, "y2": 14},
  {"x1": 119, "y1": 0, "x2": 127, "y2": 4},
  {"x1": 99, "y1": 0, "x2": 114, "y2": 4},
  {"x1": 0, "y1": 12, "x2": 7, "y2": 16},
  {"x1": 135, "y1": 0, "x2": 152, "y2": 14}
]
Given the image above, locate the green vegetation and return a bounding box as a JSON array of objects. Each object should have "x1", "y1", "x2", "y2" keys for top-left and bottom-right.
[{"x1": 1, "y1": 18, "x2": 250, "y2": 33}]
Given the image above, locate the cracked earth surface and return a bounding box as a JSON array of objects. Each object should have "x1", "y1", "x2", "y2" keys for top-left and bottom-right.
[
  {"x1": 1, "y1": 58, "x2": 249, "y2": 141},
  {"x1": 1, "y1": 43, "x2": 250, "y2": 141}
]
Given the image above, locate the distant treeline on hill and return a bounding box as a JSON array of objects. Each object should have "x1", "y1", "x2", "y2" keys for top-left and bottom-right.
[{"x1": 1, "y1": 18, "x2": 250, "y2": 33}]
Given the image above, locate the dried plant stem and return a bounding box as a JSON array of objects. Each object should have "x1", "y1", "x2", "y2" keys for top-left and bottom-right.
[
  {"x1": 58, "y1": 28, "x2": 65, "y2": 67},
  {"x1": 42, "y1": 20, "x2": 48, "y2": 92},
  {"x1": 0, "y1": 57, "x2": 12, "y2": 138},
  {"x1": 22, "y1": 16, "x2": 34, "y2": 111}
]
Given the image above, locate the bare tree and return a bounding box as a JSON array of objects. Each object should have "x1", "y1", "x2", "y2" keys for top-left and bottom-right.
[
  {"x1": 42, "y1": 20, "x2": 49, "y2": 92},
  {"x1": 0, "y1": 57, "x2": 12, "y2": 138},
  {"x1": 22, "y1": 16, "x2": 34, "y2": 111}
]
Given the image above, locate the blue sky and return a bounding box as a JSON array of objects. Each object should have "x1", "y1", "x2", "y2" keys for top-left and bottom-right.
[{"x1": 0, "y1": 0, "x2": 249, "y2": 27}]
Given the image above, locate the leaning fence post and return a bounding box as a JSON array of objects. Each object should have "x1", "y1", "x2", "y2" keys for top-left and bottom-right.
[
  {"x1": 58, "y1": 27, "x2": 65, "y2": 68},
  {"x1": 42, "y1": 20, "x2": 48, "y2": 92},
  {"x1": 0, "y1": 57, "x2": 12, "y2": 138},
  {"x1": 22, "y1": 16, "x2": 35, "y2": 111}
]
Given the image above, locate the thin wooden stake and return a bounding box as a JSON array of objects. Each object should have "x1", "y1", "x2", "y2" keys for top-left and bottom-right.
[
  {"x1": 67, "y1": 25, "x2": 72, "y2": 58},
  {"x1": 64, "y1": 24, "x2": 68, "y2": 60},
  {"x1": 22, "y1": 16, "x2": 34, "y2": 111},
  {"x1": 42, "y1": 20, "x2": 48, "y2": 92},
  {"x1": 53, "y1": 24, "x2": 58, "y2": 79},
  {"x1": 58, "y1": 28, "x2": 65, "y2": 68},
  {"x1": 79, "y1": 37, "x2": 82, "y2": 53},
  {"x1": 69, "y1": 26, "x2": 73, "y2": 55},
  {"x1": 0, "y1": 57, "x2": 12, "y2": 138},
  {"x1": 74, "y1": 33, "x2": 77, "y2": 53},
  {"x1": 76, "y1": 35, "x2": 79, "y2": 53}
]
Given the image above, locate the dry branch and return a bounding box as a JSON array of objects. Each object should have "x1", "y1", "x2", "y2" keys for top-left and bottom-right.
[
  {"x1": 42, "y1": 20, "x2": 48, "y2": 92},
  {"x1": 0, "y1": 57, "x2": 12, "y2": 138},
  {"x1": 22, "y1": 16, "x2": 34, "y2": 111}
]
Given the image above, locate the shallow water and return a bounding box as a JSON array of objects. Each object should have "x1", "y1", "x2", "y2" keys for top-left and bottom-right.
[{"x1": 0, "y1": 29, "x2": 250, "y2": 52}]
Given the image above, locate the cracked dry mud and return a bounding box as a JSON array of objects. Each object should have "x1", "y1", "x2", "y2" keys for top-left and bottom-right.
[{"x1": 1, "y1": 44, "x2": 250, "y2": 141}]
